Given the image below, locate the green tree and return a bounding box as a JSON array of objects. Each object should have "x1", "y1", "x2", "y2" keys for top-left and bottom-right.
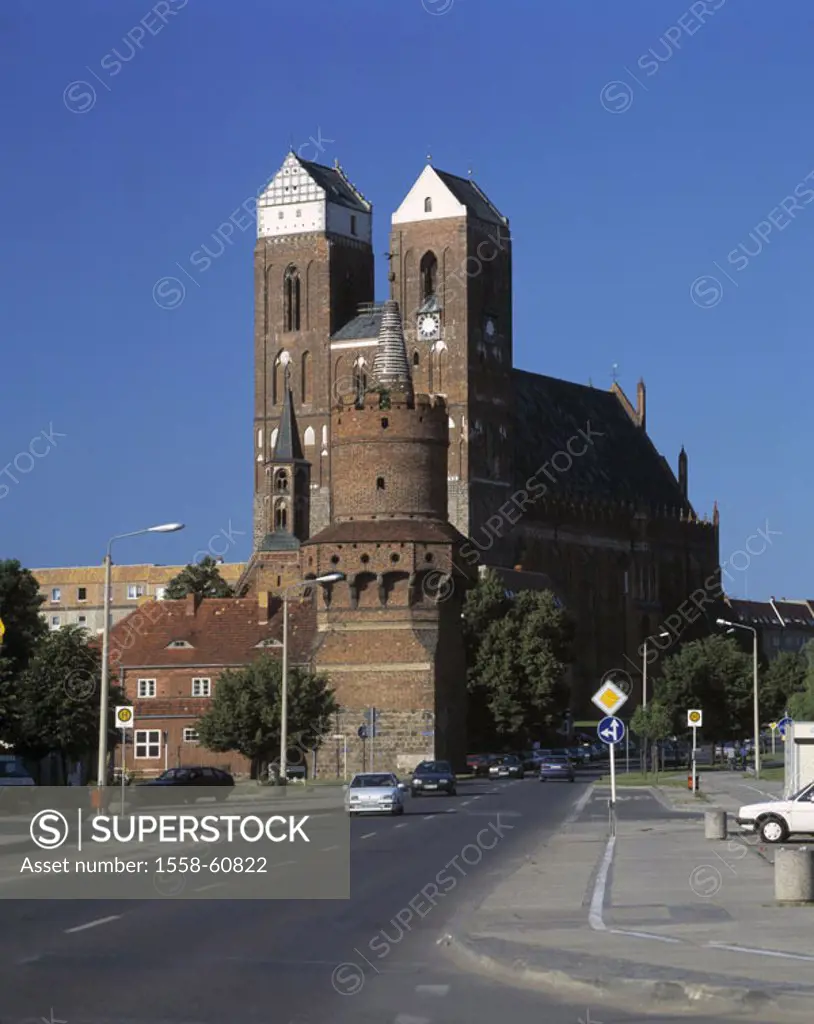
[
  {"x1": 786, "y1": 642, "x2": 814, "y2": 720},
  {"x1": 9, "y1": 626, "x2": 122, "y2": 780},
  {"x1": 463, "y1": 570, "x2": 575, "y2": 747},
  {"x1": 630, "y1": 701, "x2": 673, "y2": 775},
  {"x1": 195, "y1": 655, "x2": 337, "y2": 778},
  {"x1": 656, "y1": 635, "x2": 752, "y2": 739},
  {"x1": 761, "y1": 648, "x2": 808, "y2": 721},
  {"x1": 0, "y1": 560, "x2": 46, "y2": 676},
  {"x1": 164, "y1": 556, "x2": 234, "y2": 600}
]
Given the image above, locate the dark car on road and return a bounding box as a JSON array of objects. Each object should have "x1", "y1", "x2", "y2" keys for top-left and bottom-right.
[
  {"x1": 488, "y1": 754, "x2": 525, "y2": 779},
  {"x1": 538, "y1": 755, "x2": 575, "y2": 782},
  {"x1": 411, "y1": 760, "x2": 457, "y2": 796},
  {"x1": 133, "y1": 766, "x2": 235, "y2": 804}
]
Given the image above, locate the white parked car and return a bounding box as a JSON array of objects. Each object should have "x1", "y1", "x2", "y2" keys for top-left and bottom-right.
[
  {"x1": 345, "y1": 772, "x2": 406, "y2": 816},
  {"x1": 736, "y1": 782, "x2": 814, "y2": 843}
]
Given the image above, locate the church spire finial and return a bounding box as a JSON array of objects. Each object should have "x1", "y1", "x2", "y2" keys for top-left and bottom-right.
[
  {"x1": 371, "y1": 300, "x2": 414, "y2": 404},
  {"x1": 427, "y1": 149, "x2": 432, "y2": 165}
]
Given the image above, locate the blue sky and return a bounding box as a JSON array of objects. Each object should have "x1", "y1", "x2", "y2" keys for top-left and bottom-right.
[{"x1": 0, "y1": 0, "x2": 808, "y2": 600}]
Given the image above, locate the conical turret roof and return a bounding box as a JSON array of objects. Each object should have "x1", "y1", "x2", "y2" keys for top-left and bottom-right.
[{"x1": 371, "y1": 300, "x2": 413, "y2": 402}]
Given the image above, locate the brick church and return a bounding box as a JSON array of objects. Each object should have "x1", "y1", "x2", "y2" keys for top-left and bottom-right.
[{"x1": 110, "y1": 150, "x2": 719, "y2": 777}]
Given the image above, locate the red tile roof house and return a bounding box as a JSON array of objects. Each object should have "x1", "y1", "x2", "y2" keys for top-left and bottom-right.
[{"x1": 107, "y1": 592, "x2": 316, "y2": 779}]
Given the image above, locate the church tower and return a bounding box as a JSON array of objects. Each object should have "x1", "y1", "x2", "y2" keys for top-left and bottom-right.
[
  {"x1": 389, "y1": 165, "x2": 513, "y2": 555},
  {"x1": 253, "y1": 151, "x2": 374, "y2": 550},
  {"x1": 304, "y1": 300, "x2": 474, "y2": 769}
]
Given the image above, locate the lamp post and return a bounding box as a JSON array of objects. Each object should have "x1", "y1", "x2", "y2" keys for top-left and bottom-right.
[
  {"x1": 97, "y1": 523, "x2": 184, "y2": 791},
  {"x1": 642, "y1": 630, "x2": 669, "y2": 774},
  {"x1": 278, "y1": 572, "x2": 345, "y2": 784},
  {"x1": 717, "y1": 617, "x2": 760, "y2": 779}
]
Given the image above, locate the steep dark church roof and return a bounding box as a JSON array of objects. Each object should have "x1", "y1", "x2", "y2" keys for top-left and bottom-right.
[
  {"x1": 273, "y1": 369, "x2": 305, "y2": 462},
  {"x1": 511, "y1": 370, "x2": 691, "y2": 511},
  {"x1": 331, "y1": 306, "x2": 383, "y2": 342},
  {"x1": 297, "y1": 156, "x2": 370, "y2": 212},
  {"x1": 433, "y1": 168, "x2": 508, "y2": 226}
]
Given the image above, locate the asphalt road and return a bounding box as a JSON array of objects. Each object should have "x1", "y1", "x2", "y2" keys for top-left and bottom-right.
[{"x1": 0, "y1": 770, "x2": 727, "y2": 1024}]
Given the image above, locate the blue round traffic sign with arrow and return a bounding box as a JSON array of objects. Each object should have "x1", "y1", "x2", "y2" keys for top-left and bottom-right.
[
  {"x1": 598, "y1": 715, "x2": 625, "y2": 745},
  {"x1": 778, "y1": 716, "x2": 793, "y2": 737}
]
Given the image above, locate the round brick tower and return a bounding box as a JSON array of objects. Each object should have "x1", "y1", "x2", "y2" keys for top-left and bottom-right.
[{"x1": 303, "y1": 299, "x2": 472, "y2": 774}]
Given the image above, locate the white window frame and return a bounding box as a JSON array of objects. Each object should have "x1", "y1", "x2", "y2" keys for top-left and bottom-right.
[
  {"x1": 192, "y1": 677, "x2": 211, "y2": 697},
  {"x1": 137, "y1": 678, "x2": 156, "y2": 698},
  {"x1": 51, "y1": 587, "x2": 61, "y2": 602},
  {"x1": 127, "y1": 584, "x2": 144, "y2": 600},
  {"x1": 50, "y1": 615, "x2": 60, "y2": 629},
  {"x1": 183, "y1": 728, "x2": 199, "y2": 743},
  {"x1": 135, "y1": 730, "x2": 161, "y2": 760}
]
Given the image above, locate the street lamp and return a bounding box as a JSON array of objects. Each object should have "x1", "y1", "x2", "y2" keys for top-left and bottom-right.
[
  {"x1": 278, "y1": 572, "x2": 345, "y2": 784},
  {"x1": 642, "y1": 630, "x2": 671, "y2": 708},
  {"x1": 97, "y1": 523, "x2": 184, "y2": 789},
  {"x1": 717, "y1": 617, "x2": 760, "y2": 778}
]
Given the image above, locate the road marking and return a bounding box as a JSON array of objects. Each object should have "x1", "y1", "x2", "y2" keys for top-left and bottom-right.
[
  {"x1": 65, "y1": 915, "x2": 121, "y2": 934},
  {"x1": 588, "y1": 836, "x2": 615, "y2": 932},
  {"x1": 322, "y1": 845, "x2": 339, "y2": 851},
  {"x1": 360, "y1": 832, "x2": 376, "y2": 839},
  {"x1": 707, "y1": 941, "x2": 814, "y2": 962},
  {"x1": 445, "y1": 808, "x2": 455, "y2": 813},
  {"x1": 415, "y1": 983, "x2": 450, "y2": 996},
  {"x1": 194, "y1": 882, "x2": 225, "y2": 892},
  {"x1": 562, "y1": 784, "x2": 594, "y2": 827},
  {"x1": 471, "y1": 795, "x2": 481, "y2": 800},
  {"x1": 270, "y1": 860, "x2": 296, "y2": 868},
  {"x1": 610, "y1": 927, "x2": 681, "y2": 944},
  {"x1": 394, "y1": 823, "x2": 408, "y2": 829},
  {"x1": 461, "y1": 799, "x2": 472, "y2": 806},
  {"x1": 423, "y1": 814, "x2": 435, "y2": 820}
]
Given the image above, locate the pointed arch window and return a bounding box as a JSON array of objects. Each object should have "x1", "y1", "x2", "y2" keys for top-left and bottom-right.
[
  {"x1": 283, "y1": 265, "x2": 301, "y2": 332},
  {"x1": 301, "y1": 350, "x2": 312, "y2": 403},
  {"x1": 304, "y1": 425, "x2": 315, "y2": 447},
  {"x1": 413, "y1": 350, "x2": 420, "y2": 366},
  {"x1": 424, "y1": 197, "x2": 432, "y2": 213},
  {"x1": 274, "y1": 500, "x2": 288, "y2": 530},
  {"x1": 274, "y1": 469, "x2": 289, "y2": 493},
  {"x1": 272, "y1": 351, "x2": 290, "y2": 405},
  {"x1": 420, "y1": 251, "x2": 438, "y2": 301},
  {"x1": 271, "y1": 427, "x2": 279, "y2": 451},
  {"x1": 353, "y1": 356, "x2": 368, "y2": 396},
  {"x1": 432, "y1": 340, "x2": 447, "y2": 393}
]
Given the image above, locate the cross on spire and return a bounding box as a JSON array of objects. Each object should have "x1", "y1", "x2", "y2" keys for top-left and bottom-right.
[{"x1": 611, "y1": 363, "x2": 619, "y2": 385}]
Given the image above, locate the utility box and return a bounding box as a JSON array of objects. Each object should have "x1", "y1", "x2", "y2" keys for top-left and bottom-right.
[{"x1": 784, "y1": 722, "x2": 814, "y2": 797}]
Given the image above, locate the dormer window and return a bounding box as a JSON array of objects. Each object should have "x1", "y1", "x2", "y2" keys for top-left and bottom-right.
[
  {"x1": 167, "y1": 640, "x2": 193, "y2": 649},
  {"x1": 424, "y1": 197, "x2": 432, "y2": 213}
]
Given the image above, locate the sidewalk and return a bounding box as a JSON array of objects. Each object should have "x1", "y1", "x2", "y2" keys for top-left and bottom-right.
[{"x1": 443, "y1": 785, "x2": 814, "y2": 1019}]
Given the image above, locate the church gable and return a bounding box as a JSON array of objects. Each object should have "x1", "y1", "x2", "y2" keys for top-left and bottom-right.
[{"x1": 392, "y1": 166, "x2": 468, "y2": 224}]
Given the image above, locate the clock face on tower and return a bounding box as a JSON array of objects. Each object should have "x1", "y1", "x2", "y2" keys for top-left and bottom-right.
[{"x1": 417, "y1": 313, "x2": 440, "y2": 341}]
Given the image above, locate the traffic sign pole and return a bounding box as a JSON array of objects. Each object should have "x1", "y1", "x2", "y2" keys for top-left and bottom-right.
[{"x1": 609, "y1": 737, "x2": 617, "y2": 823}]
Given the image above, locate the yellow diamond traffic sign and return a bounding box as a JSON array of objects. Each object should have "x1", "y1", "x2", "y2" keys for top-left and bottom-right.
[
  {"x1": 591, "y1": 679, "x2": 628, "y2": 716},
  {"x1": 0, "y1": 617, "x2": 5, "y2": 643}
]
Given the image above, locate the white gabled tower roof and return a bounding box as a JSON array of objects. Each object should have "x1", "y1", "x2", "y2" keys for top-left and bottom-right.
[{"x1": 392, "y1": 165, "x2": 507, "y2": 226}]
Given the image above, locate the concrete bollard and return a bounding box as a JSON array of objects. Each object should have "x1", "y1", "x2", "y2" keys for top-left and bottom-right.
[
  {"x1": 775, "y1": 847, "x2": 814, "y2": 904},
  {"x1": 704, "y1": 809, "x2": 727, "y2": 840}
]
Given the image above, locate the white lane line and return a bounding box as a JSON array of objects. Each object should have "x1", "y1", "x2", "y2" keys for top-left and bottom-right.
[
  {"x1": 360, "y1": 832, "x2": 376, "y2": 839},
  {"x1": 461, "y1": 799, "x2": 472, "y2": 806},
  {"x1": 416, "y1": 983, "x2": 450, "y2": 996},
  {"x1": 562, "y1": 784, "x2": 594, "y2": 827},
  {"x1": 445, "y1": 807, "x2": 455, "y2": 813},
  {"x1": 707, "y1": 941, "x2": 814, "y2": 962},
  {"x1": 423, "y1": 815, "x2": 435, "y2": 821},
  {"x1": 394, "y1": 823, "x2": 408, "y2": 829},
  {"x1": 471, "y1": 795, "x2": 481, "y2": 801},
  {"x1": 588, "y1": 835, "x2": 615, "y2": 932},
  {"x1": 270, "y1": 860, "x2": 296, "y2": 868},
  {"x1": 321, "y1": 845, "x2": 339, "y2": 851},
  {"x1": 609, "y1": 927, "x2": 681, "y2": 944},
  {"x1": 194, "y1": 882, "x2": 225, "y2": 892},
  {"x1": 65, "y1": 915, "x2": 121, "y2": 934}
]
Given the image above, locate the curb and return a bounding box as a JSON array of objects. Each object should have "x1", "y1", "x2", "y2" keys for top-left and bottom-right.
[{"x1": 439, "y1": 931, "x2": 808, "y2": 1017}]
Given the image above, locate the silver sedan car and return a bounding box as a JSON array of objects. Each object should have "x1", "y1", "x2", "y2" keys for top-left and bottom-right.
[{"x1": 345, "y1": 772, "x2": 407, "y2": 815}]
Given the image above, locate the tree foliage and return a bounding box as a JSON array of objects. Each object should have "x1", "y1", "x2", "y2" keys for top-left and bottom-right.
[
  {"x1": 195, "y1": 655, "x2": 337, "y2": 776},
  {"x1": 164, "y1": 556, "x2": 234, "y2": 600},
  {"x1": 0, "y1": 560, "x2": 46, "y2": 676},
  {"x1": 463, "y1": 569, "x2": 575, "y2": 746},
  {"x1": 7, "y1": 626, "x2": 122, "y2": 773},
  {"x1": 761, "y1": 647, "x2": 808, "y2": 721},
  {"x1": 786, "y1": 642, "x2": 814, "y2": 720},
  {"x1": 630, "y1": 701, "x2": 673, "y2": 743},
  {"x1": 656, "y1": 635, "x2": 752, "y2": 738}
]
